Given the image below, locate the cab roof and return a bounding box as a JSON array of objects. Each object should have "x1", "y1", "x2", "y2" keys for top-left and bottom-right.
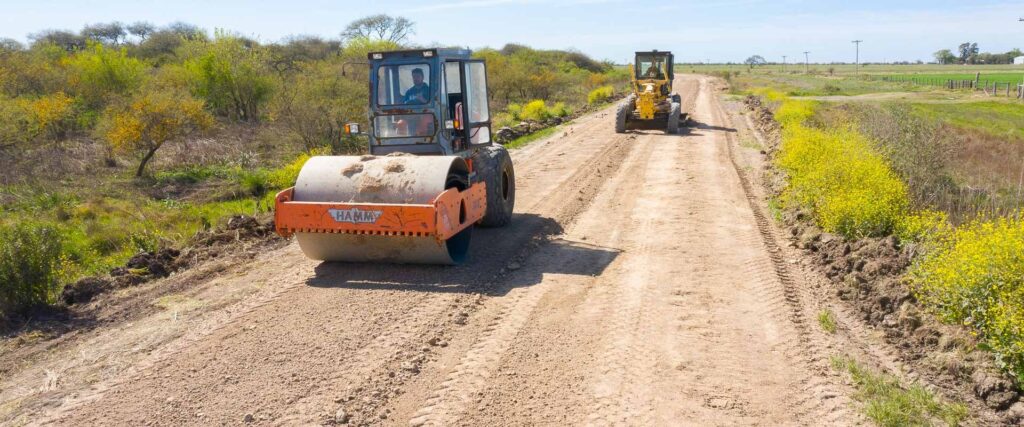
[
  {"x1": 367, "y1": 48, "x2": 473, "y2": 62},
  {"x1": 635, "y1": 50, "x2": 673, "y2": 57}
]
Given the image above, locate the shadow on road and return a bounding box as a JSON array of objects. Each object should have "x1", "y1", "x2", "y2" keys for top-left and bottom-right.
[
  {"x1": 306, "y1": 213, "x2": 620, "y2": 297},
  {"x1": 688, "y1": 119, "x2": 736, "y2": 133}
]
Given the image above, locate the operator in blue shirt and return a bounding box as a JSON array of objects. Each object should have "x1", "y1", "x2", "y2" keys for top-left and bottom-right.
[{"x1": 403, "y1": 68, "x2": 430, "y2": 104}]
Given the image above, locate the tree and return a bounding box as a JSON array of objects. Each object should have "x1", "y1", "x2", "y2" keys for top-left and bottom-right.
[
  {"x1": 0, "y1": 38, "x2": 24, "y2": 52},
  {"x1": 101, "y1": 89, "x2": 213, "y2": 177},
  {"x1": 127, "y1": 22, "x2": 156, "y2": 41},
  {"x1": 65, "y1": 42, "x2": 146, "y2": 107},
  {"x1": 29, "y1": 30, "x2": 86, "y2": 52},
  {"x1": 744, "y1": 55, "x2": 767, "y2": 70},
  {"x1": 165, "y1": 22, "x2": 207, "y2": 41},
  {"x1": 82, "y1": 22, "x2": 126, "y2": 45},
  {"x1": 181, "y1": 32, "x2": 274, "y2": 122},
  {"x1": 933, "y1": 49, "x2": 956, "y2": 65},
  {"x1": 958, "y1": 42, "x2": 979, "y2": 64},
  {"x1": 341, "y1": 14, "x2": 414, "y2": 43}
]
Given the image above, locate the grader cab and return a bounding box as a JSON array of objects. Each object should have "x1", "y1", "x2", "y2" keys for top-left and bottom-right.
[{"x1": 615, "y1": 50, "x2": 685, "y2": 134}]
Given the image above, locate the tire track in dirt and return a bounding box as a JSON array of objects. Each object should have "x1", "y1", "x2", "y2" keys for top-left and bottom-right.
[
  {"x1": 708, "y1": 77, "x2": 857, "y2": 424},
  {"x1": 407, "y1": 131, "x2": 638, "y2": 426},
  {"x1": 424, "y1": 75, "x2": 854, "y2": 426}
]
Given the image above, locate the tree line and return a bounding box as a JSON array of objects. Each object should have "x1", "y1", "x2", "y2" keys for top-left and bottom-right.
[
  {"x1": 934, "y1": 43, "x2": 1022, "y2": 65},
  {"x1": 0, "y1": 16, "x2": 624, "y2": 178}
]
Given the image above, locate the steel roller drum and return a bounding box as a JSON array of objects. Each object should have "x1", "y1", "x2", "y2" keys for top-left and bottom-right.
[{"x1": 292, "y1": 155, "x2": 472, "y2": 264}]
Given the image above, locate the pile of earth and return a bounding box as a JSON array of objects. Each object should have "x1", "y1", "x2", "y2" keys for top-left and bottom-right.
[{"x1": 61, "y1": 215, "x2": 280, "y2": 306}]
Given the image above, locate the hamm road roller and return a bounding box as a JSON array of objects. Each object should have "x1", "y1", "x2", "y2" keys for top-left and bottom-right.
[
  {"x1": 273, "y1": 48, "x2": 515, "y2": 264},
  {"x1": 615, "y1": 50, "x2": 685, "y2": 134}
]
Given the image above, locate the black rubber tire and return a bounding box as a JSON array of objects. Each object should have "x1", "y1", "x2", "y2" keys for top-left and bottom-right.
[
  {"x1": 666, "y1": 102, "x2": 681, "y2": 134},
  {"x1": 475, "y1": 145, "x2": 515, "y2": 227},
  {"x1": 615, "y1": 102, "x2": 629, "y2": 134}
]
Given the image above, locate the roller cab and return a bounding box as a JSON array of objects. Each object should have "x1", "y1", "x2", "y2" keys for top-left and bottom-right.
[{"x1": 273, "y1": 48, "x2": 514, "y2": 265}]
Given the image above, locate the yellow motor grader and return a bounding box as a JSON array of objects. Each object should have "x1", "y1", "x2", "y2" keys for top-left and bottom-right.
[{"x1": 615, "y1": 50, "x2": 685, "y2": 134}]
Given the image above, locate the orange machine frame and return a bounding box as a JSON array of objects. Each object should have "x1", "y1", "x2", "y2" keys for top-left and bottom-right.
[{"x1": 274, "y1": 182, "x2": 487, "y2": 241}]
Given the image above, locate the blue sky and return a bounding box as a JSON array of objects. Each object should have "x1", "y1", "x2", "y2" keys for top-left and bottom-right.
[{"x1": 1, "y1": 0, "x2": 1022, "y2": 63}]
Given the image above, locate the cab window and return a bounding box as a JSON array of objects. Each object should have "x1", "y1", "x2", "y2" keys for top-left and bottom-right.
[
  {"x1": 635, "y1": 57, "x2": 664, "y2": 79},
  {"x1": 377, "y1": 64, "x2": 431, "y2": 106}
]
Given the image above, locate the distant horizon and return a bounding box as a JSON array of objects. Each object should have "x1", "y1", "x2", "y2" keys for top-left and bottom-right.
[{"x1": 2, "y1": 0, "x2": 1023, "y2": 64}]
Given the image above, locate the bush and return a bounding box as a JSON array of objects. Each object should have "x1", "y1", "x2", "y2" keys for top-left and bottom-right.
[
  {"x1": 181, "y1": 32, "x2": 273, "y2": 122},
  {"x1": 587, "y1": 85, "x2": 614, "y2": 105},
  {"x1": 774, "y1": 96, "x2": 909, "y2": 238},
  {"x1": 910, "y1": 216, "x2": 1024, "y2": 384},
  {"x1": 21, "y1": 91, "x2": 77, "y2": 141},
  {"x1": 0, "y1": 96, "x2": 31, "y2": 146},
  {"x1": 0, "y1": 221, "x2": 67, "y2": 318},
  {"x1": 520, "y1": 99, "x2": 550, "y2": 121},
  {"x1": 65, "y1": 42, "x2": 145, "y2": 107}
]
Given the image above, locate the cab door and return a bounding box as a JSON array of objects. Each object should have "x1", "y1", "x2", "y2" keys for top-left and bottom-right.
[{"x1": 460, "y1": 60, "x2": 492, "y2": 146}]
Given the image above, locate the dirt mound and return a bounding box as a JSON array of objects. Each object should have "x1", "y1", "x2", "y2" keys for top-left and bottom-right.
[
  {"x1": 791, "y1": 220, "x2": 1021, "y2": 415},
  {"x1": 61, "y1": 215, "x2": 279, "y2": 306}
]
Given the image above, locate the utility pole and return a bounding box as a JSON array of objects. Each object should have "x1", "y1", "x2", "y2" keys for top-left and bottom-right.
[
  {"x1": 782, "y1": 55, "x2": 787, "y2": 72},
  {"x1": 852, "y1": 40, "x2": 863, "y2": 75},
  {"x1": 803, "y1": 51, "x2": 810, "y2": 73}
]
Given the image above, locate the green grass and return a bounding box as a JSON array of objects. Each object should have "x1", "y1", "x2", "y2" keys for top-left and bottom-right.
[
  {"x1": 0, "y1": 149, "x2": 319, "y2": 288},
  {"x1": 832, "y1": 356, "x2": 969, "y2": 427},
  {"x1": 910, "y1": 101, "x2": 1024, "y2": 140},
  {"x1": 880, "y1": 73, "x2": 1024, "y2": 86},
  {"x1": 818, "y1": 309, "x2": 837, "y2": 334}
]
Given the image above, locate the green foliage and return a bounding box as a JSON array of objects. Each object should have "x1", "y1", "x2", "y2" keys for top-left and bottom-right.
[
  {"x1": 774, "y1": 97, "x2": 909, "y2": 237},
  {"x1": 473, "y1": 45, "x2": 625, "y2": 111},
  {"x1": 817, "y1": 309, "x2": 837, "y2": 334},
  {"x1": 272, "y1": 60, "x2": 366, "y2": 153},
  {"x1": 910, "y1": 216, "x2": 1024, "y2": 384},
  {"x1": 181, "y1": 32, "x2": 273, "y2": 122},
  {"x1": 0, "y1": 96, "x2": 31, "y2": 146},
  {"x1": 64, "y1": 42, "x2": 145, "y2": 106},
  {"x1": 587, "y1": 85, "x2": 614, "y2": 105},
  {"x1": 0, "y1": 221, "x2": 67, "y2": 318},
  {"x1": 832, "y1": 356, "x2": 969, "y2": 427},
  {"x1": 911, "y1": 101, "x2": 1024, "y2": 141}
]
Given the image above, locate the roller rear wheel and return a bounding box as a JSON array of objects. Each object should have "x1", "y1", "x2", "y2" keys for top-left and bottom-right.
[{"x1": 475, "y1": 145, "x2": 515, "y2": 227}]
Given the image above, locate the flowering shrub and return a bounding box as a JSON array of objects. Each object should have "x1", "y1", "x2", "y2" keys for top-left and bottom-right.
[{"x1": 911, "y1": 217, "x2": 1024, "y2": 383}]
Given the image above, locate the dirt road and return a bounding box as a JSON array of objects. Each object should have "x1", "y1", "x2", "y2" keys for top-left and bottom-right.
[{"x1": 4, "y1": 75, "x2": 859, "y2": 426}]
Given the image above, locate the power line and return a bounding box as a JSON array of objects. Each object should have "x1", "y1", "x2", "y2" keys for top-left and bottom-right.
[
  {"x1": 803, "y1": 51, "x2": 810, "y2": 73},
  {"x1": 852, "y1": 40, "x2": 863, "y2": 75}
]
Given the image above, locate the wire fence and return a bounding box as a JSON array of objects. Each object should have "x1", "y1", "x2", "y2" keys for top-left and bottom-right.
[{"x1": 876, "y1": 75, "x2": 1024, "y2": 99}]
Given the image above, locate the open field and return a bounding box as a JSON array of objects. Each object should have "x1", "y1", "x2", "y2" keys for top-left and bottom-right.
[{"x1": 684, "y1": 63, "x2": 1024, "y2": 76}]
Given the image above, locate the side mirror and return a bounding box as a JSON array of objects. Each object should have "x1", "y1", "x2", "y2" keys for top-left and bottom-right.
[{"x1": 343, "y1": 123, "x2": 361, "y2": 135}]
